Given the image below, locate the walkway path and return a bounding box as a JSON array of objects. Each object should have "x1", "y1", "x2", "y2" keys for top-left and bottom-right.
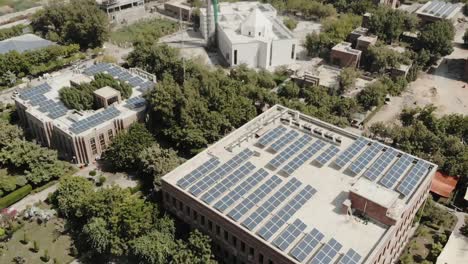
[
  {"x1": 9, "y1": 184, "x2": 58, "y2": 212},
  {"x1": 436, "y1": 210, "x2": 468, "y2": 264}
]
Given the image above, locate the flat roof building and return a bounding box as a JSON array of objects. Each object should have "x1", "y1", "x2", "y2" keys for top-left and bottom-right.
[
  {"x1": 200, "y1": 1, "x2": 298, "y2": 69},
  {"x1": 14, "y1": 63, "x2": 155, "y2": 164},
  {"x1": 330, "y1": 42, "x2": 362, "y2": 68},
  {"x1": 164, "y1": 0, "x2": 193, "y2": 21},
  {"x1": 415, "y1": 1, "x2": 463, "y2": 24},
  {"x1": 97, "y1": 0, "x2": 145, "y2": 24},
  {"x1": 162, "y1": 105, "x2": 437, "y2": 264}
]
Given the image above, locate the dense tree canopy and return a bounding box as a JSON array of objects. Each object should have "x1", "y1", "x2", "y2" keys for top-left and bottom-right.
[
  {"x1": 364, "y1": 44, "x2": 412, "y2": 73},
  {"x1": 366, "y1": 6, "x2": 419, "y2": 43},
  {"x1": 138, "y1": 143, "x2": 184, "y2": 186},
  {"x1": 31, "y1": 0, "x2": 109, "y2": 49},
  {"x1": 418, "y1": 20, "x2": 455, "y2": 60}
]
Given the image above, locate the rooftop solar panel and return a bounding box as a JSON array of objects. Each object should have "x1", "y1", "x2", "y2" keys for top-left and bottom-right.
[
  {"x1": 309, "y1": 238, "x2": 342, "y2": 264},
  {"x1": 257, "y1": 126, "x2": 287, "y2": 147},
  {"x1": 188, "y1": 149, "x2": 255, "y2": 196},
  {"x1": 242, "y1": 178, "x2": 302, "y2": 231},
  {"x1": 379, "y1": 154, "x2": 414, "y2": 189},
  {"x1": 397, "y1": 160, "x2": 431, "y2": 197},
  {"x1": 214, "y1": 168, "x2": 269, "y2": 212},
  {"x1": 315, "y1": 145, "x2": 340, "y2": 166},
  {"x1": 268, "y1": 135, "x2": 312, "y2": 169},
  {"x1": 69, "y1": 106, "x2": 121, "y2": 134},
  {"x1": 338, "y1": 249, "x2": 362, "y2": 264},
  {"x1": 177, "y1": 158, "x2": 220, "y2": 189},
  {"x1": 227, "y1": 175, "x2": 282, "y2": 221},
  {"x1": 201, "y1": 162, "x2": 256, "y2": 204},
  {"x1": 269, "y1": 130, "x2": 300, "y2": 152},
  {"x1": 363, "y1": 148, "x2": 399, "y2": 181},
  {"x1": 348, "y1": 143, "x2": 385, "y2": 175},
  {"x1": 272, "y1": 219, "x2": 307, "y2": 251},
  {"x1": 334, "y1": 137, "x2": 370, "y2": 168},
  {"x1": 289, "y1": 228, "x2": 325, "y2": 262},
  {"x1": 258, "y1": 185, "x2": 316, "y2": 241},
  {"x1": 281, "y1": 139, "x2": 326, "y2": 175}
]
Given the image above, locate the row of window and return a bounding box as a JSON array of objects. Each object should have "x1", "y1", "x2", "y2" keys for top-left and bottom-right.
[
  {"x1": 89, "y1": 129, "x2": 114, "y2": 155},
  {"x1": 165, "y1": 192, "x2": 277, "y2": 264}
]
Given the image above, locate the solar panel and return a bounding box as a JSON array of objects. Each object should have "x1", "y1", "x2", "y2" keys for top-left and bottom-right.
[
  {"x1": 258, "y1": 185, "x2": 315, "y2": 241},
  {"x1": 281, "y1": 139, "x2": 326, "y2": 175},
  {"x1": 258, "y1": 126, "x2": 287, "y2": 147},
  {"x1": 363, "y1": 148, "x2": 399, "y2": 181},
  {"x1": 201, "y1": 162, "x2": 256, "y2": 204},
  {"x1": 227, "y1": 176, "x2": 282, "y2": 221},
  {"x1": 315, "y1": 145, "x2": 340, "y2": 166},
  {"x1": 442, "y1": 4, "x2": 458, "y2": 18},
  {"x1": 69, "y1": 106, "x2": 121, "y2": 134},
  {"x1": 338, "y1": 249, "x2": 362, "y2": 264},
  {"x1": 334, "y1": 138, "x2": 370, "y2": 168},
  {"x1": 348, "y1": 143, "x2": 385, "y2": 175},
  {"x1": 269, "y1": 130, "x2": 300, "y2": 152},
  {"x1": 272, "y1": 219, "x2": 307, "y2": 251},
  {"x1": 124, "y1": 96, "x2": 146, "y2": 109},
  {"x1": 289, "y1": 228, "x2": 325, "y2": 262},
  {"x1": 242, "y1": 178, "x2": 302, "y2": 231},
  {"x1": 309, "y1": 238, "x2": 343, "y2": 264},
  {"x1": 214, "y1": 169, "x2": 269, "y2": 212},
  {"x1": 268, "y1": 135, "x2": 312, "y2": 169},
  {"x1": 379, "y1": 154, "x2": 414, "y2": 189},
  {"x1": 397, "y1": 160, "x2": 431, "y2": 197},
  {"x1": 176, "y1": 158, "x2": 220, "y2": 189},
  {"x1": 189, "y1": 149, "x2": 254, "y2": 196}
]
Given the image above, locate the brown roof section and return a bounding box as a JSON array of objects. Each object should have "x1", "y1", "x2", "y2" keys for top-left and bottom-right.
[{"x1": 430, "y1": 171, "x2": 458, "y2": 198}]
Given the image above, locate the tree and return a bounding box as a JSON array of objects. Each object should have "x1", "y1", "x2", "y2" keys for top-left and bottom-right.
[
  {"x1": 283, "y1": 17, "x2": 298, "y2": 30},
  {"x1": 130, "y1": 230, "x2": 176, "y2": 264},
  {"x1": 103, "y1": 123, "x2": 154, "y2": 171},
  {"x1": 171, "y1": 230, "x2": 216, "y2": 264},
  {"x1": 357, "y1": 81, "x2": 387, "y2": 110},
  {"x1": 418, "y1": 20, "x2": 455, "y2": 60},
  {"x1": 32, "y1": 240, "x2": 39, "y2": 253},
  {"x1": 31, "y1": 0, "x2": 109, "y2": 49},
  {"x1": 42, "y1": 249, "x2": 50, "y2": 262},
  {"x1": 82, "y1": 217, "x2": 112, "y2": 254},
  {"x1": 138, "y1": 144, "x2": 184, "y2": 186},
  {"x1": 367, "y1": 6, "x2": 419, "y2": 42},
  {"x1": 52, "y1": 176, "x2": 94, "y2": 218},
  {"x1": 338, "y1": 67, "x2": 360, "y2": 92}
]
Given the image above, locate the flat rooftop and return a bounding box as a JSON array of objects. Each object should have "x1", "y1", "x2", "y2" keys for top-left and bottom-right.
[
  {"x1": 332, "y1": 42, "x2": 362, "y2": 55},
  {"x1": 0, "y1": 34, "x2": 55, "y2": 54},
  {"x1": 416, "y1": 1, "x2": 463, "y2": 19},
  {"x1": 15, "y1": 63, "x2": 154, "y2": 136},
  {"x1": 163, "y1": 105, "x2": 436, "y2": 264}
]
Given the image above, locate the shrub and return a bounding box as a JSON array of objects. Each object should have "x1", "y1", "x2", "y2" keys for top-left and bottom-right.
[
  {"x1": 20, "y1": 232, "x2": 29, "y2": 244},
  {"x1": 283, "y1": 17, "x2": 298, "y2": 31},
  {"x1": 41, "y1": 249, "x2": 50, "y2": 262},
  {"x1": 97, "y1": 176, "x2": 106, "y2": 186},
  {"x1": 32, "y1": 240, "x2": 39, "y2": 253},
  {"x1": 89, "y1": 170, "x2": 97, "y2": 177},
  {"x1": 0, "y1": 184, "x2": 32, "y2": 209},
  {"x1": 0, "y1": 227, "x2": 5, "y2": 237}
]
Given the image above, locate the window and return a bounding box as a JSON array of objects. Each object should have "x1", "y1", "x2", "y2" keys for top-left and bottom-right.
[
  {"x1": 249, "y1": 247, "x2": 254, "y2": 257},
  {"x1": 186, "y1": 206, "x2": 190, "y2": 216},
  {"x1": 268, "y1": 260, "x2": 273, "y2": 264},
  {"x1": 172, "y1": 197, "x2": 176, "y2": 206},
  {"x1": 208, "y1": 220, "x2": 213, "y2": 231},
  {"x1": 216, "y1": 225, "x2": 221, "y2": 236},
  {"x1": 99, "y1": 134, "x2": 106, "y2": 149},
  {"x1": 258, "y1": 32, "x2": 261, "y2": 36},
  {"x1": 232, "y1": 236, "x2": 237, "y2": 247},
  {"x1": 178, "y1": 201, "x2": 183, "y2": 211},
  {"x1": 108, "y1": 129, "x2": 114, "y2": 140},
  {"x1": 291, "y1": 44, "x2": 296, "y2": 59},
  {"x1": 201, "y1": 215, "x2": 205, "y2": 226},
  {"x1": 234, "y1": 50, "x2": 238, "y2": 65},
  {"x1": 259, "y1": 254, "x2": 264, "y2": 264},
  {"x1": 165, "y1": 192, "x2": 169, "y2": 201},
  {"x1": 224, "y1": 230, "x2": 228, "y2": 241},
  {"x1": 269, "y1": 43, "x2": 273, "y2": 66},
  {"x1": 241, "y1": 241, "x2": 246, "y2": 253},
  {"x1": 193, "y1": 211, "x2": 198, "y2": 221},
  {"x1": 249, "y1": 31, "x2": 251, "y2": 36},
  {"x1": 90, "y1": 138, "x2": 97, "y2": 155}
]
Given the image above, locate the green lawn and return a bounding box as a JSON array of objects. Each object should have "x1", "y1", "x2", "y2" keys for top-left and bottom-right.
[
  {"x1": 110, "y1": 18, "x2": 178, "y2": 46},
  {"x1": 0, "y1": 0, "x2": 42, "y2": 15},
  {"x1": 0, "y1": 218, "x2": 74, "y2": 263}
]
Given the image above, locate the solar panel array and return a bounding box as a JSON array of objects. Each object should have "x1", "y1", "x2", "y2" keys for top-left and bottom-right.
[
  {"x1": 309, "y1": 238, "x2": 343, "y2": 264},
  {"x1": 17, "y1": 83, "x2": 70, "y2": 119},
  {"x1": 214, "y1": 169, "x2": 269, "y2": 212},
  {"x1": 242, "y1": 178, "x2": 301, "y2": 231},
  {"x1": 334, "y1": 137, "x2": 370, "y2": 168},
  {"x1": 177, "y1": 158, "x2": 220, "y2": 189},
  {"x1": 124, "y1": 96, "x2": 146, "y2": 109},
  {"x1": 281, "y1": 139, "x2": 326, "y2": 175},
  {"x1": 228, "y1": 176, "x2": 282, "y2": 221},
  {"x1": 269, "y1": 130, "x2": 300, "y2": 152},
  {"x1": 19, "y1": 83, "x2": 51, "y2": 101},
  {"x1": 268, "y1": 135, "x2": 312, "y2": 169},
  {"x1": 363, "y1": 148, "x2": 399, "y2": 181},
  {"x1": 421, "y1": 1, "x2": 461, "y2": 18},
  {"x1": 201, "y1": 162, "x2": 256, "y2": 204},
  {"x1": 189, "y1": 149, "x2": 254, "y2": 196},
  {"x1": 379, "y1": 154, "x2": 414, "y2": 189},
  {"x1": 69, "y1": 106, "x2": 121, "y2": 134},
  {"x1": 315, "y1": 145, "x2": 340, "y2": 166},
  {"x1": 258, "y1": 185, "x2": 315, "y2": 241},
  {"x1": 258, "y1": 126, "x2": 287, "y2": 147},
  {"x1": 272, "y1": 219, "x2": 307, "y2": 251},
  {"x1": 397, "y1": 160, "x2": 431, "y2": 197},
  {"x1": 290, "y1": 228, "x2": 325, "y2": 262},
  {"x1": 348, "y1": 143, "x2": 384, "y2": 175},
  {"x1": 338, "y1": 249, "x2": 362, "y2": 264}
]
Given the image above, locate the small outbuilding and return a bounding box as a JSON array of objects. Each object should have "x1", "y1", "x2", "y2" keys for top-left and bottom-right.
[{"x1": 430, "y1": 171, "x2": 458, "y2": 198}]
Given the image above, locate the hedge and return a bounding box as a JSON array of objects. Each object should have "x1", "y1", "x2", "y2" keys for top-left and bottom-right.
[{"x1": 0, "y1": 184, "x2": 32, "y2": 209}]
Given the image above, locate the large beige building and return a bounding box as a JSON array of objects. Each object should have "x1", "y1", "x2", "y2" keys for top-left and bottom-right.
[
  {"x1": 162, "y1": 105, "x2": 436, "y2": 264},
  {"x1": 14, "y1": 63, "x2": 155, "y2": 165}
]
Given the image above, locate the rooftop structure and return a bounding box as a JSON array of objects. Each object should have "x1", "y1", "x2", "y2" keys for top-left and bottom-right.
[
  {"x1": 97, "y1": 0, "x2": 145, "y2": 24},
  {"x1": 330, "y1": 42, "x2": 362, "y2": 68},
  {"x1": 14, "y1": 63, "x2": 155, "y2": 164},
  {"x1": 415, "y1": 1, "x2": 463, "y2": 23},
  {"x1": 162, "y1": 105, "x2": 436, "y2": 264},
  {"x1": 0, "y1": 34, "x2": 55, "y2": 54},
  {"x1": 200, "y1": 1, "x2": 298, "y2": 69},
  {"x1": 164, "y1": 0, "x2": 193, "y2": 21}
]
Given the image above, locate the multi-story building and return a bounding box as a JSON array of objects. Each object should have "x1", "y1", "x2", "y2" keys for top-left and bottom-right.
[
  {"x1": 97, "y1": 0, "x2": 146, "y2": 24},
  {"x1": 164, "y1": 0, "x2": 193, "y2": 21},
  {"x1": 14, "y1": 63, "x2": 155, "y2": 165},
  {"x1": 200, "y1": 1, "x2": 298, "y2": 69},
  {"x1": 162, "y1": 105, "x2": 437, "y2": 264},
  {"x1": 330, "y1": 42, "x2": 362, "y2": 68}
]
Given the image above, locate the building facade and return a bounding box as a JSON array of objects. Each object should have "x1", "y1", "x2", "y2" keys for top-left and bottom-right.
[
  {"x1": 200, "y1": 2, "x2": 298, "y2": 69},
  {"x1": 97, "y1": 0, "x2": 146, "y2": 24},
  {"x1": 330, "y1": 42, "x2": 362, "y2": 68},
  {"x1": 161, "y1": 105, "x2": 436, "y2": 264},
  {"x1": 14, "y1": 63, "x2": 155, "y2": 165}
]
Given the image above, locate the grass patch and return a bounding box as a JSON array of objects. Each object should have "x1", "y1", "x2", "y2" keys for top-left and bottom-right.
[
  {"x1": 0, "y1": 0, "x2": 41, "y2": 14},
  {"x1": 0, "y1": 218, "x2": 74, "y2": 263},
  {"x1": 110, "y1": 18, "x2": 178, "y2": 46}
]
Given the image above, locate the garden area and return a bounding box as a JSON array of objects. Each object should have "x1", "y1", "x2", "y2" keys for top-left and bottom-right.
[
  {"x1": 109, "y1": 18, "x2": 179, "y2": 46},
  {"x1": 398, "y1": 197, "x2": 457, "y2": 264}
]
